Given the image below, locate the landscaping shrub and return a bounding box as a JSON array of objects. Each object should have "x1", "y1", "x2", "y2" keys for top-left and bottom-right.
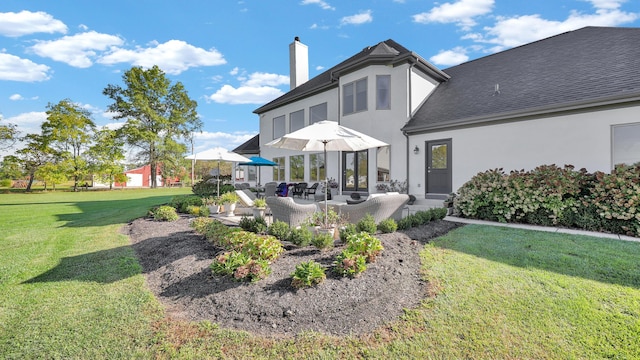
[
  {"x1": 377, "y1": 218, "x2": 398, "y2": 233},
  {"x1": 311, "y1": 232, "x2": 334, "y2": 250},
  {"x1": 345, "y1": 232, "x2": 384, "y2": 263},
  {"x1": 238, "y1": 233, "x2": 284, "y2": 262},
  {"x1": 356, "y1": 213, "x2": 377, "y2": 234},
  {"x1": 186, "y1": 205, "x2": 210, "y2": 217},
  {"x1": 291, "y1": 261, "x2": 326, "y2": 288},
  {"x1": 267, "y1": 220, "x2": 290, "y2": 241},
  {"x1": 288, "y1": 227, "x2": 313, "y2": 247},
  {"x1": 202, "y1": 220, "x2": 241, "y2": 247},
  {"x1": 396, "y1": 216, "x2": 413, "y2": 230},
  {"x1": 210, "y1": 251, "x2": 271, "y2": 283},
  {"x1": 0, "y1": 179, "x2": 11, "y2": 187},
  {"x1": 239, "y1": 216, "x2": 268, "y2": 234},
  {"x1": 430, "y1": 207, "x2": 448, "y2": 220},
  {"x1": 190, "y1": 217, "x2": 213, "y2": 234},
  {"x1": 151, "y1": 205, "x2": 179, "y2": 221},
  {"x1": 334, "y1": 250, "x2": 367, "y2": 278},
  {"x1": 454, "y1": 164, "x2": 640, "y2": 237},
  {"x1": 339, "y1": 223, "x2": 357, "y2": 242},
  {"x1": 169, "y1": 195, "x2": 203, "y2": 213},
  {"x1": 414, "y1": 210, "x2": 433, "y2": 225}
]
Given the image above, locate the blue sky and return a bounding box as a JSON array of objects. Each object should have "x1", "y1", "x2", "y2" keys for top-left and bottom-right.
[{"x1": 1, "y1": 0, "x2": 639, "y2": 157}]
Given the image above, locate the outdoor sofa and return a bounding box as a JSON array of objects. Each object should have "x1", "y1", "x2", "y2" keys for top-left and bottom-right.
[
  {"x1": 266, "y1": 196, "x2": 317, "y2": 228},
  {"x1": 339, "y1": 193, "x2": 410, "y2": 224}
]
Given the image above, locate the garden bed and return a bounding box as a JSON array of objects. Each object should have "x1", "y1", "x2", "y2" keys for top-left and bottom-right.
[{"x1": 124, "y1": 216, "x2": 462, "y2": 336}]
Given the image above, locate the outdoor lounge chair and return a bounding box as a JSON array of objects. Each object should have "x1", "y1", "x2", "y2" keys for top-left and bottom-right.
[
  {"x1": 304, "y1": 182, "x2": 318, "y2": 199},
  {"x1": 292, "y1": 182, "x2": 307, "y2": 198},
  {"x1": 263, "y1": 182, "x2": 277, "y2": 197},
  {"x1": 235, "y1": 189, "x2": 257, "y2": 207},
  {"x1": 266, "y1": 196, "x2": 317, "y2": 228},
  {"x1": 275, "y1": 182, "x2": 289, "y2": 197},
  {"x1": 340, "y1": 193, "x2": 410, "y2": 224}
]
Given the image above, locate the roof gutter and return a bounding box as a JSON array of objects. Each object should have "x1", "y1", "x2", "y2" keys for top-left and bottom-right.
[{"x1": 403, "y1": 92, "x2": 640, "y2": 134}]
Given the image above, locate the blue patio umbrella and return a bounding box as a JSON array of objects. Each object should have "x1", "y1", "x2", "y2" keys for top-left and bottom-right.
[{"x1": 238, "y1": 156, "x2": 277, "y2": 185}]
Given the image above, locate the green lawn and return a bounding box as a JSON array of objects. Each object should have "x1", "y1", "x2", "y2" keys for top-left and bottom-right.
[{"x1": 1, "y1": 190, "x2": 639, "y2": 359}]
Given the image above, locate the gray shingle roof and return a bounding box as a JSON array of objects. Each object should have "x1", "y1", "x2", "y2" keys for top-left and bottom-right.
[
  {"x1": 253, "y1": 39, "x2": 448, "y2": 114},
  {"x1": 403, "y1": 27, "x2": 640, "y2": 134},
  {"x1": 232, "y1": 134, "x2": 259, "y2": 154}
]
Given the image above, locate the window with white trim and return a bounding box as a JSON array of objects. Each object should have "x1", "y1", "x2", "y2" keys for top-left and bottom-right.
[
  {"x1": 343, "y1": 78, "x2": 367, "y2": 115},
  {"x1": 376, "y1": 75, "x2": 391, "y2": 110},
  {"x1": 310, "y1": 103, "x2": 327, "y2": 124},
  {"x1": 290, "y1": 155, "x2": 304, "y2": 182},
  {"x1": 273, "y1": 115, "x2": 285, "y2": 139},
  {"x1": 612, "y1": 123, "x2": 640, "y2": 166},
  {"x1": 272, "y1": 157, "x2": 285, "y2": 181},
  {"x1": 290, "y1": 109, "x2": 304, "y2": 132},
  {"x1": 310, "y1": 153, "x2": 325, "y2": 181}
]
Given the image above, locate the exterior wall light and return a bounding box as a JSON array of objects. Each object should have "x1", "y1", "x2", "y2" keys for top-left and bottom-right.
[{"x1": 413, "y1": 145, "x2": 419, "y2": 154}]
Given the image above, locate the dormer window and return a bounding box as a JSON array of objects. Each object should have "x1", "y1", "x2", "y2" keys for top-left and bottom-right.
[{"x1": 343, "y1": 77, "x2": 367, "y2": 116}]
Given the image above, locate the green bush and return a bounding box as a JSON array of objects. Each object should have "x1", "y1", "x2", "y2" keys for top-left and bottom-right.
[
  {"x1": 345, "y1": 232, "x2": 384, "y2": 263},
  {"x1": 397, "y1": 217, "x2": 413, "y2": 230},
  {"x1": 268, "y1": 220, "x2": 290, "y2": 241},
  {"x1": 334, "y1": 250, "x2": 367, "y2": 278},
  {"x1": 151, "y1": 205, "x2": 179, "y2": 222},
  {"x1": 414, "y1": 210, "x2": 433, "y2": 225},
  {"x1": 238, "y1": 233, "x2": 284, "y2": 262},
  {"x1": 190, "y1": 217, "x2": 213, "y2": 234},
  {"x1": 311, "y1": 232, "x2": 334, "y2": 250},
  {"x1": 210, "y1": 251, "x2": 271, "y2": 282},
  {"x1": 186, "y1": 205, "x2": 210, "y2": 217},
  {"x1": 291, "y1": 261, "x2": 326, "y2": 288},
  {"x1": 339, "y1": 223, "x2": 357, "y2": 242},
  {"x1": 454, "y1": 164, "x2": 640, "y2": 237},
  {"x1": 0, "y1": 179, "x2": 12, "y2": 187},
  {"x1": 192, "y1": 175, "x2": 235, "y2": 197},
  {"x1": 239, "y1": 216, "x2": 268, "y2": 234},
  {"x1": 169, "y1": 195, "x2": 203, "y2": 213},
  {"x1": 377, "y1": 218, "x2": 398, "y2": 233},
  {"x1": 288, "y1": 227, "x2": 313, "y2": 247},
  {"x1": 356, "y1": 213, "x2": 377, "y2": 234},
  {"x1": 430, "y1": 207, "x2": 448, "y2": 220},
  {"x1": 203, "y1": 220, "x2": 242, "y2": 248}
]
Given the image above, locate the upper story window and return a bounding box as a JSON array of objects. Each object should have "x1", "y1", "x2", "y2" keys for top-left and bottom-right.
[
  {"x1": 376, "y1": 75, "x2": 391, "y2": 110},
  {"x1": 290, "y1": 109, "x2": 304, "y2": 132},
  {"x1": 273, "y1": 115, "x2": 285, "y2": 139},
  {"x1": 343, "y1": 78, "x2": 367, "y2": 116},
  {"x1": 310, "y1": 103, "x2": 327, "y2": 124},
  {"x1": 612, "y1": 123, "x2": 640, "y2": 167}
]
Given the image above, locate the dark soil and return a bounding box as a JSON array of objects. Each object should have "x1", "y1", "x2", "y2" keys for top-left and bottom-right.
[{"x1": 123, "y1": 216, "x2": 463, "y2": 337}]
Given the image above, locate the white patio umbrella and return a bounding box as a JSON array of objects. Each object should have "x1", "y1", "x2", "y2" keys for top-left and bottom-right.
[
  {"x1": 185, "y1": 147, "x2": 250, "y2": 195},
  {"x1": 265, "y1": 120, "x2": 388, "y2": 227}
]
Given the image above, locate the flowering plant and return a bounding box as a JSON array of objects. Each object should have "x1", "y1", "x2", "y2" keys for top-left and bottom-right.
[{"x1": 327, "y1": 177, "x2": 339, "y2": 188}]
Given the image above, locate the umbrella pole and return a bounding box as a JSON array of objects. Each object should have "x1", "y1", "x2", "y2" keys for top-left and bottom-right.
[{"x1": 323, "y1": 141, "x2": 328, "y2": 228}]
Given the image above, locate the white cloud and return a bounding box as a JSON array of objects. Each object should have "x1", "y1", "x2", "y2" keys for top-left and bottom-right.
[
  {"x1": 242, "y1": 72, "x2": 289, "y2": 87},
  {"x1": 30, "y1": 31, "x2": 124, "y2": 68},
  {"x1": 430, "y1": 47, "x2": 469, "y2": 66},
  {"x1": 0, "y1": 53, "x2": 51, "y2": 82},
  {"x1": 301, "y1": 0, "x2": 335, "y2": 11},
  {"x1": 191, "y1": 130, "x2": 257, "y2": 153},
  {"x1": 98, "y1": 40, "x2": 227, "y2": 75},
  {"x1": 0, "y1": 10, "x2": 67, "y2": 37},
  {"x1": 412, "y1": 0, "x2": 494, "y2": 30},
  {"x1": 229, "y1": 67, "x2": 240, "y2": 76},
  {"x1": 586, "y1": 0, "x2": 627, "y2": 10},
  {"x1": 208, "y1": 84, "x2": 284, "y2": 105},
  {"x1": 9, "y1": 94, "x2": 23, "y2": 101},
  {"x1": 5, "y1": 111, "x2": 47, "y2": 135},
  {"x1": 340, "y1": 10, "x2": 373, "y2": 26},
  {"x1": 479, "y1": 7, "x2": 639, "y2": 50},
  {"x1": 315, "y1": 65, "x2": 325, "y2": 71}
]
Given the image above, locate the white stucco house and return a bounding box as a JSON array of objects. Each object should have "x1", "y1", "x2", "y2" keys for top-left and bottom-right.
[{"x1": 238, "y1": 27, "x2": 640, "y2": 201}]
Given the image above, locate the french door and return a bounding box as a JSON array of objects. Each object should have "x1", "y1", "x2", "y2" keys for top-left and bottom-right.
[{"x1": 342, "y1": 150, "x2": 368, "y2": 192}]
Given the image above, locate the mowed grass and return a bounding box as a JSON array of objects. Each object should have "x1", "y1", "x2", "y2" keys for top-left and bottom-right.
[{"x1": 1, "y1": 190, "x2": 639, "y2": 359}]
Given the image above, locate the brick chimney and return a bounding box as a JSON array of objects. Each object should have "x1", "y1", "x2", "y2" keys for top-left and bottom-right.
[{"x1": 289, "y1": 36, "x2": 309, "y2": 90}]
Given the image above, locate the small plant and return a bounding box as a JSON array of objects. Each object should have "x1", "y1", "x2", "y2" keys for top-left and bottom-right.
[
  {"x1": 210, "y1": 251, "x2": 250, "y2": 276},
  {"x1": 234, "y1": 258, "x2": 271, "y2": 282},
  {"x1": 288, "y1": 226, "x2": 313, "y2": 247},
  {"x1": 169, "y1": 195, "x2": 203, "y2": 213},
  {"x1": 152, "y1": 205, "x2": 179, "y2": 221},
  {"x1": 239, "y1": 233, "x2": 284, "y2": 262},
  {"x1": 0, "y1": 179, "x2": 11, "y2": 187},
  {"x1": 291, "y1": 261, "x2": 326, "y2": 288},
  {"x1": 311, "y1": 232, "x2": 334, "y2": 250},
  {"x1": 268, "y1": 220, "x2": 290, "y2": 241},
  {"x1": 186, "y1": 205, "x2": 210, "y2": 217},
  {"x1": 377, "y1": 218, "x2": 398, "y2": 233},
  {"x1": 239, "y1": 216, "x2": 268, "y2": 234},
  {"x1": 202, "y1": 196, "x2": 219, "y2": 206},
  {"x1": 356, "y1": 213, "x2": 377, "y2": 234},
  {"x1": 334, "y1": 250, "x2": 367, "y2": 277},
  {"x1": 414, "y1": 210, "x2": 433, "y2": 225},
  {"x1": 339, "y1": 223, "x2": 357, "y2": 242},
  {"x1": 190, "y1": 217, "x2": 213, "y2": 234},
  {"x1": 253, "y1": 198, "x2": 267, "y2": 208},
  {"x1": 397, "y1": 216, "x2": 413, "y2": 230},
  {"x1": 219, "y1": 191, "x2": 239, "y2": 204},
  {"x1": 346, "y1": 232, "x2": 384, "y2": 263}
]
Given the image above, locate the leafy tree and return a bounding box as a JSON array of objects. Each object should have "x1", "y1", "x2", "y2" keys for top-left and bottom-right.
[
  {"x1": 86, "y1": 128, "x2": 125, "y2": 189},
  {"x1": 16, "y1": 133, "x2": 58, "y2": 191},
  {"x1": 0, "y1": 155, "x2": 23, "y2": 180},
  {"x1": 103, "y1": 65, "x2": 201, "y2": 188},
  {"x1": 42, "y1": 99, "x2": 96, "y2": 191},
  {"x1": 36, "y1": 161, "x2": 68, "y2": 191},
  {"x1": 0, "y1": 118, "x2": 18, "y2": 151}
]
